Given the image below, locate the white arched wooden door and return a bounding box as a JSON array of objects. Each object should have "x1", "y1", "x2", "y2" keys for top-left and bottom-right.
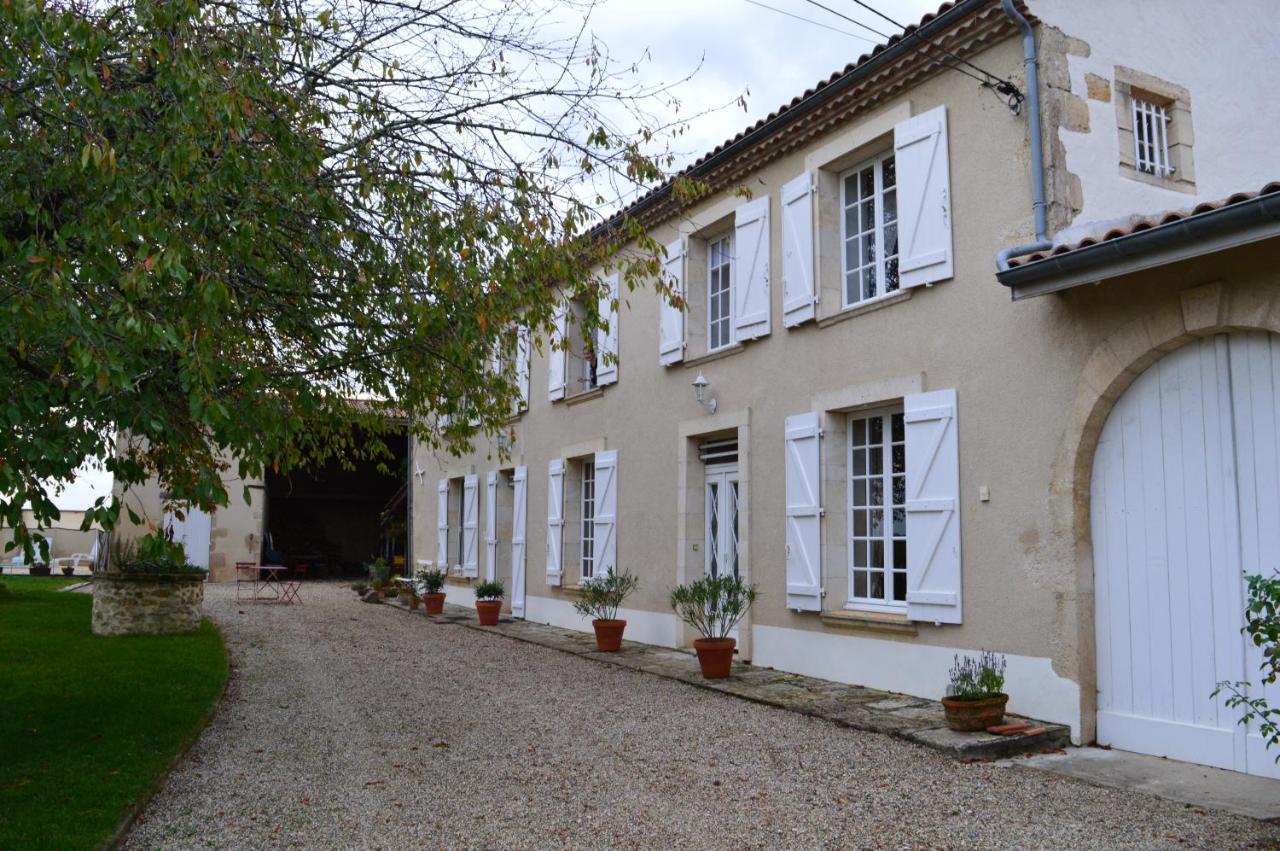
[{"x1": 1092, "y1": 332, "x2": 1280, "y2": 778}]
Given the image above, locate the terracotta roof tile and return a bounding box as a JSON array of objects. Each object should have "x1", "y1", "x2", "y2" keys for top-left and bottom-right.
[{"x1": 1008, "y1": 181, "x2": 1280, "y2": 266}]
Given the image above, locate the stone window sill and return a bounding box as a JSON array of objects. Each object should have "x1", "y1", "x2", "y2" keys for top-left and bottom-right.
[
  {"x1": 816, "y1": 289, "x2": 912, "y2": 329},
  {"x1": 683, "y1": 343, "x2": 746, "y2": 368},
  {"x1": 565, "y1": 386, "x2": 605, "y2": 406},
  {"x1": 821, "y1": 609, "x2": 917, "y2": 636}
]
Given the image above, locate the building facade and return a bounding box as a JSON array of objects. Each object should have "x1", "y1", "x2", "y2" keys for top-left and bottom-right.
[{"x1": 406, "y1": 0, "x2": 1278, "y2": 779}]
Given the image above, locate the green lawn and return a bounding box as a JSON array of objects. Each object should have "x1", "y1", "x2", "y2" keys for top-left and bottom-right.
[{"x1": 0, "y1": 579, "x2": 227, "y2": 850}]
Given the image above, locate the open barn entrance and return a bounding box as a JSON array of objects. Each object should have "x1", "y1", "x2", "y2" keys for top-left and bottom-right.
[{"x1": 263, "y1": 431, "x2": 408, "y2": 579}]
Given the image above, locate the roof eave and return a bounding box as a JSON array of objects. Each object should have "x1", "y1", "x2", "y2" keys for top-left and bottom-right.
[
  {"x1": 996, "y1": 192, "x2": 1280, "y2": 300},
  {"x1": 592, "y1": 0, "x2": 998, "y2": 239}
]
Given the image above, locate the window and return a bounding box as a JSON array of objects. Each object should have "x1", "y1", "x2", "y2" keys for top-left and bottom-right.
[
  {"x1": 707, "y1": 234, "x2": 733, "y2": 351},
  {"x1": 1132, "y1": 96, "x2": 1172, "y2": 178},
  {"x1": 580, "y1": 459, "x2": 596, "y2": 580},
  {"x1": 567, "y1": 298, "x2": 597, "y2": 393},
  {"x1": 456, "y1": 480, "x2": 466, "y2": 571},
  {"x1": 848, "y1": 410, "x2": 906, "y2": 611},
  {"x1": 841, "y1": 153, "x2": 899, "y2": 306}
]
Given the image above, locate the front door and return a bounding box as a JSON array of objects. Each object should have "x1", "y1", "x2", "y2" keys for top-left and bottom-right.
[{"x1": 705, "y1": 464, "x2": 740, "y2": 580}]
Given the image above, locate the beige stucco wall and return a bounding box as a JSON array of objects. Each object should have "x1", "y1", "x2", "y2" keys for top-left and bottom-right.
[{"x1": 411, "y1": 21, "x2": 1279, "y2": 740}]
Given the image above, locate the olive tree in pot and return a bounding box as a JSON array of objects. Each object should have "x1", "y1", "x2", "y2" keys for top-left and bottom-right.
[
  {"x1": 474, "y1": 579, "x2": 504, "y2": 625},
  {"x1": 941, "y1": 651, "x2": 1008, "y2": 732},
  {"x1": 417, "y1": 567, "x2": 447, "y2": 615},
  {"x1": 669, "y1": 574, "x2": 757, "y2": 679},
  {"x1": 573, "y1": 569, "x2": 639, "y2": 652}
]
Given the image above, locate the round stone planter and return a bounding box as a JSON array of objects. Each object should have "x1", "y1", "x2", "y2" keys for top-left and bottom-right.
[{"x1": 91, "y1": 572, "x2": 206, "y2": 636}]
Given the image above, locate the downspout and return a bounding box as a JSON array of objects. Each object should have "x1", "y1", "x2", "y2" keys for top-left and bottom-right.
[{"x1": 996, "y1": 0, "x2": 1053, "y2": 271}]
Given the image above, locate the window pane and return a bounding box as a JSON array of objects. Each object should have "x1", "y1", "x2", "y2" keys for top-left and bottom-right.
[
  {"x1": 851, "y1": 418, "x2": 867, "y2": 446},
  {"x1": 891, "y1": 444, "x2": 905, "y2": 474},
  {"x1": 854, "y1": 570, "x2": 868, "y2": 598},
  {"x1": 853, "y1": 509, "x2": 867, "y2": 537},
  {"x1": 893, "y1": 507, "x2": 905, "y2": 538},
  {"x1": 845, "y1": 269, "x2": 861, "y2": 306},
  {"x1": 891, "y1": 413, "x2": 904, "y2": 443},
  {"x1": 843, "y1": 174, "x2": 857, "y2": 201},
  {"x1": 869, "y1": 571, "x2": 884, "y2": 600},
  {"x1": 863, "y1": 264, "x2": 877, "y2": 301},
  {"x1": 853, "y1": 480, "x2": 866, "y2": 507},
  {"x1": 893, "y1": 539, "x2": 907, "y2": 572},
  {"x1": 859, "y1": 167, "x2": 874, "y2": 197},
  {"x1": 845, "y1": 237, "x2": 859, "y2": 272},
  {"x1": 844, "y1": 204, "x2": 858, "y2": 238},
  {"x1": 883, "y1": 187, "x2": 897, "y2": 224},
  {"x1": 893, "y1": 570, "x2": 907, "y2": 602},
  {"x1": 869, "y1": 416, "x2": 883, "y2": 444},
  {"x1": 882, "y1": 155, "x2": 896, "y2": 189},
  {"x1": 870, "y1": 478, "x2": 883, "y2": 507},
  {"x1": 852, "y1": 446, "x2": 866, "y2": 476},
  {"x1": 854, "y1": 541, "x2": 867, "y2": 567},
  {"x1": 870, "y1": 445, "x2": 883, "y2": 475},
  {"x1": 871, "y1": 539, "x2": 884, "y2": 568}
]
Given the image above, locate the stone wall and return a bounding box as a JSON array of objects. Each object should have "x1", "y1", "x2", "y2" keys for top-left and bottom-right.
[{"x1": 91, "y1": 573, "x2": 205, "y2": 636}]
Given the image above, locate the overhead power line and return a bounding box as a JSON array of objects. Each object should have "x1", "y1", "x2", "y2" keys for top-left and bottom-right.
[{"x1": 741, "y1": 0, "x2": 880, "y2": 44}]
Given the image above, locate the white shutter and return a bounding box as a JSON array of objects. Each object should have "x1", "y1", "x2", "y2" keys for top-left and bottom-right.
[
  {"x1": 596, "y1": 274, "x2": 619, "y2": 386},
  {"x1": 894, "y1": 105, "x2": 953, "y2": 288},
  {"x1": 659, "y1": 239, "x2": 686, "y2": 366},
  {"x1": 784, "y1": 412, "x2": 823, "y2": 611},
  {"x1": 545, "y1": 458, "x2": 565, "y2": 586},
  {"x1": 484, "y1": 471, "x2": 498, "y2": 581},
  {"x1": 593, "y1": 450, "x2": 618, "y2": 579},
  {"x1": 548, "y1": 305, "x2": 567, "y2": 401},
  {"x1": 781, "y1": 172, "x2": 816, "y2": 327},
  {"x1": 511, "y1": 466, "x2": 528, "y2": 617},
  {"x1": 436, "y1": 479, "x2": 449, "y2": 568},
  {"x1": 515, "y1": 325, "x2": 531, "y2": 410},
  {"x1": 904, "y1": 388, "x2": 962, "y2": 624},
  {"x1": 462, "y1": 474, "x2": 479, "y2": 577},
  {"x1": 733, "y1": 196, "x2": 771, "y2": 340}
]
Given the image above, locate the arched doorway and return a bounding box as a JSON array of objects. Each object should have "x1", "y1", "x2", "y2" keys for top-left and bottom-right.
[{"x1": 1091, "y1": 331, "x2": 1280, "y2": 778}]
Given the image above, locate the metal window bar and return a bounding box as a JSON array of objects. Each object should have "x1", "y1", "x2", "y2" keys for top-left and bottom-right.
[{"x1": 1133, "y1": 98, "x2": 1173, "y2": 178}]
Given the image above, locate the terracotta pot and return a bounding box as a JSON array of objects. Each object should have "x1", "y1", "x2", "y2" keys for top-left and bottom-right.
[
  {"x1": 422, "y1": 592, "x2": 445, "y2": 615},
  {"x1": 408, "y1": 596, "x2": 420, "y2": 610},
  {"x1": 941, "y1": 693, "x2": 1009, "y2": 732},
  {"x1": 693, "y1": 637, "x2": 736, "y2": 679},
  {"x1": 592, "y1": 619, "x2": 627, "y2": 652},
  {"x1": 475, "y1": 599, "x2": 502, "y2": 625}
]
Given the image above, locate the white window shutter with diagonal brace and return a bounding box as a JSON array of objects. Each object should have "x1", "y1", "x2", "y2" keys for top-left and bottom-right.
[
  {"x1": 593, "y1": 450, "x2": 617, "y2": 579},
  {"x1": 659, "y1": 239, "x2": 686, "y2": 366},
  {"x1": 904, "y1": 388, "x2": 962, "y2": 624},
  {"x1": 596, "y1": 274, "x2": 619, "y2": 386},
  {"x1": 894, "y1": 105, "x2": 953, "y2": 288},
  {"x1": 545, "y1": 458, "x2": 565, "y2": 586},
  {"x1": 781, "y1": 172, "x2": 816, "y2": 327},
  {"x1": 784, "y1": 412, "x2": 823, "y2": 611},
  {"x1": 548, "y1": 304, "x2": 567, "y2": 401},
  {"x1": 734, "y1": 196, "x2": 771, "y2": 341},
  {"x1": 511, "y1": 466, "x2": 528, "y2": 617},
  {"x1": 462, "y1": 474, "x2": 479, "y2": 577}
]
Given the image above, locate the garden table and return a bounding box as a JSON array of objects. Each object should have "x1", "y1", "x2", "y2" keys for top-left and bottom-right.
[{"x1": 235, "y1": 563, "x2": 300, "y2": 604}]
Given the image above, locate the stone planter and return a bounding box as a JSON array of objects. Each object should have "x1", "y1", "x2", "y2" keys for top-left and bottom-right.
[{"x1": 91, "y1": 572, "x2": 206, "y2": 636}]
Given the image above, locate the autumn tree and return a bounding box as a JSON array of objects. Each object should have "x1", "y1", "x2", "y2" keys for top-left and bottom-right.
[{"x1": 1, "y1": 0, "x2": 700, "y2": 553}]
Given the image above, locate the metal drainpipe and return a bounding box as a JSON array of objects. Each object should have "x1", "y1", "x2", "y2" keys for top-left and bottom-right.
[{"x1": 996, "y1": 0, "x2": 1053, "y2": 271}]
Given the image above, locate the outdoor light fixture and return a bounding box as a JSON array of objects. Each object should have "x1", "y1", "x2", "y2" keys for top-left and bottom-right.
[
  {"x1": 692, "y1": 372, "x2": 718, "y2": 414},
  {"x1": 496, "y1": 432, "x2": 513, "y2": 454}
]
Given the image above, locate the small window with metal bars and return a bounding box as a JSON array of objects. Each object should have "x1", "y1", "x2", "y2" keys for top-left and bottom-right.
[
  {"x1": 1132, "y1": 96, "x2": 1174, "y2": 179},
  {"x1": 698, "y1": 437, "x2": 738, "y2": 465}
]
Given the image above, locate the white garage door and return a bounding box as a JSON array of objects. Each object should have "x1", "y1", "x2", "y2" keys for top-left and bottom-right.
[{"x1": 1092, "y1": 332, "x2": 1280, "y2": 778}]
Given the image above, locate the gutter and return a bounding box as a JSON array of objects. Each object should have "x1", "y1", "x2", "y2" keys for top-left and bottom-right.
[
  {"x1": 995, "y1": 0, "x2": 1052, "y2": 271},
  {"x1": 593, "y1": 0, "x2": 996, "y2": 238},
  {"x1": 995, "y1": 191, "x2": 1280, "y2": 299}
]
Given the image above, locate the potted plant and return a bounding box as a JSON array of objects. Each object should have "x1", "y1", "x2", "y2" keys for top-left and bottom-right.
[
  {"x1": 60, "y1": 563, "x2": 76, "y2": 577},
  {"x1": 941, "y1": 651, "x2": 1008, "y2": 732},
  {"x1": 29, "y1": 561, "x2": 52, "y2": 577},
  {"x1": 573, "y1": 569, "x2": 639, "y2": 652},
  {"x1": 402, "y1": 585, "x2": 420, "y2": 610},
  {"x1": 417, "y1": 567, "x2": 447, "y2": 614},
  {"x1": 473, "y1": 579, "x2": 504, "y2": 625},
  {"x1": 669, "y1": 574, "x2": 757, "y2": 679}
]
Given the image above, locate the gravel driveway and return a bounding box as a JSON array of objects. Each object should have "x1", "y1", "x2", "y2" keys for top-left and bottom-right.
[{"x1": 123, "y1": 582, "x2": 1280, "y2": 849}]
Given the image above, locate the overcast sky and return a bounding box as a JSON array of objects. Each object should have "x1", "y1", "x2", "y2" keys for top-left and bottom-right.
[{"x1": 585, "y1": 0, "x2": 942, "y2": 170}]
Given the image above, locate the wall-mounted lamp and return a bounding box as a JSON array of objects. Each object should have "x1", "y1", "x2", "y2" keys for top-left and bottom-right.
[
  {"x1": 692, "y1": 371, "x2": 718, "y2": 414},
  {"x1": 496, "y1": 432, "x2": 513, "y2": 454}
]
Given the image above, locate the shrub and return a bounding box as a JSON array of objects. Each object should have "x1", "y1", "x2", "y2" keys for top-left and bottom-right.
[
  {"x1": 573, "y1": 569, "x2": 639, "y2": 622},
  {"x1": 109, "y1": 533, "x2": 204, "y2": 576},
  {"x1": 669, "y1": 574, "x2": 757, "y2": 640},
  {"x1": 1214, "y1": 572, "x2": 1280, "y2": 759},
  {"x1": 366, "y1": 557, "x2": 391, "y2": 584},
  {"x1": 416, "y1": 567, "x2": 446, "y2": 594},
  {"x1": 474, "y1": 579, "x2": 504, "y2": 601},
  {"x1": 947, "y1": 651, "x2": 1007, "y2": 700}
]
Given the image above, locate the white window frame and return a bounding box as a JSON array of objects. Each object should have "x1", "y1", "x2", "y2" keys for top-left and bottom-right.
[
  {"x1": 840, "y1": 152, "x2": 899, "y2": 308},
  {"x1": 455, "y1": 478, "x2": 466, "y2": 572},
  {"x1": 1132, "y1": 95, "x2": 1173, "y2": 179},
  {"x1": 580, "y1": 459, "x2": 596, "y2": 580},
  {"x1": 846, "y1": 407, "x2": 907, "y2": 613},
  {"x1": 707, "y1": 233, "x2": 734, "y2": 352}
]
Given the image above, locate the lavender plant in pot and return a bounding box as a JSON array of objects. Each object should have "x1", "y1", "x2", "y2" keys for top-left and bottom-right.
[
  {"x1": 669, "y1": 574, "x2": 757, "y2": 679},
  {"x1": 573, "y1": 569, "x2": 639, "y2": 652},
  {"x1": 941, "y1": 651, "x2": 1008, "y2": 732}
]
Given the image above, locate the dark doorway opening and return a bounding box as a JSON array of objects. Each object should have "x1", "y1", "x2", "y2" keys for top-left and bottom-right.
[{"x1": 263, "y1": 431, "x2": 407, "y2": 579}]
